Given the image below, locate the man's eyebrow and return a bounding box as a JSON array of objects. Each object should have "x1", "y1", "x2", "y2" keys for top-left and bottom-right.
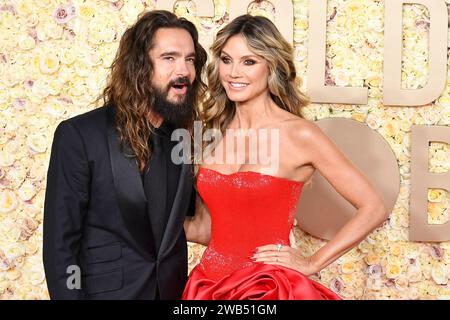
[
  {"x1": 160, "y1": 51, "x2": 181, "y2": 57},
  {"x1": 160, "y1": 51, "x2": 196, "y2": 58}
]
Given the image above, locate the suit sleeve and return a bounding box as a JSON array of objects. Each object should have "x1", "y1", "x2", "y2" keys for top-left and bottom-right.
[
  {"x1": 43, "y1": 121, "x2": 90, "y2": 300},
  {"x1": 186, "y1": 186, "x2": 196, "y2": 217}
]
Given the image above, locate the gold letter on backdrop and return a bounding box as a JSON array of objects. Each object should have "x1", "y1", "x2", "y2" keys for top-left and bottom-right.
[
  {"x1": 410, "y1": 126, "x2": 450, "y2": 241},
  {"x1": 383, "y1": 0, "x2": 448, "y2": 106},
  {"x1": 297, "y1": 118, "x2": 400, "y2": 240},
  {"x1": 156, "y1": 0, "x2": 214, "y2": 16},
  {"x1": 229, "y1": 0, "x2": 294, "y2": 45},
  {"x1": 306, "y1": 0, "x2": 368, "y2": 104},
  {"x1": 156, "y1": 0, "x2": 215, "y2": 49}
]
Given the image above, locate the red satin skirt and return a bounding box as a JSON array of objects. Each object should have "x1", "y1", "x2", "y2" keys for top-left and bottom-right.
[{"x1": 182, "y1": 263, "x2": 341, "y2": 300}]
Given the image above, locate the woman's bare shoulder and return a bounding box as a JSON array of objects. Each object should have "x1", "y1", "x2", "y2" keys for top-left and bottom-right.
[{"x1": 280, "y1": 116, "x2": 325, "y2": 143}]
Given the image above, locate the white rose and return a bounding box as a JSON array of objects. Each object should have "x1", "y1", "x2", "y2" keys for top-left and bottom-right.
[
  {"x1": 39, "y1": 52, "x2": 60, "y2": 74},
  {"x1": 27, "y1": 134, "x2": 48, "y2": 154},
  {"x1": 59, "y1": 48, "x2": 76, "y2": 65},
  {"x1": 431, "y1": 264, "x2": 448, "y2": 285},
  {"x1": 0, "y1": 151, "x2": 14, "y2": 167},
  {"x1": 17, "y1": 181, "x2": 37, "y2": 201},
  {"x1": 17, "y1": 35, "x2": 36, "y2": 51},
  {"x1": 44, "y1": 102, "x2": 66, "y2": 118},
  {"x1": 26, "y1": 265, "x2": 46, "y2": 286},
  {"x1": 45, "y1": 20, "x2": 64, "y2": 39},
  {"x1": 30, "y1": 79, "x2": 50, "y2": 100},
  {"x1": 407, "y1": 265, "x2": 423, "y2": 283},
  {"x1": 26, "y1": 13, "x2": 39, "y2": 27},
  {"x1": 1, "y1": 66, "x2": 21, "y2": 87},
  {"x1": 0, "y1": 84, "x2": 8, "y2": 105}
]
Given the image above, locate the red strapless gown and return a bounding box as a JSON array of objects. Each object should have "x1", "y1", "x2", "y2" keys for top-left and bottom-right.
[{"x1": 182, "y1": 167, "x2": 341, "y2": 300}]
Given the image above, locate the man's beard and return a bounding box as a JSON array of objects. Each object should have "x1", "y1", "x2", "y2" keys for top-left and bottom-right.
[{"x1": 152, "y1": 77, "x2": 194, "y2": 129}]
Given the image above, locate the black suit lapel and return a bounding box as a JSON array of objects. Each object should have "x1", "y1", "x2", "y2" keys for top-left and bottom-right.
[{"x1": 106, "y1": 106, "x2": 156, "y2": 258}]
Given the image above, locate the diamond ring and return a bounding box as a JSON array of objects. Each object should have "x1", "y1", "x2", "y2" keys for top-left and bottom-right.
[{"x1": 277, "y1": 244, "x2": 282, "y2": 252}]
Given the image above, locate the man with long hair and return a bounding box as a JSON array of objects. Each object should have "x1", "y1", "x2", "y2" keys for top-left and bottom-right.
[{"x1": 43, "y1": 10, "x2": 207, "y2": 299}]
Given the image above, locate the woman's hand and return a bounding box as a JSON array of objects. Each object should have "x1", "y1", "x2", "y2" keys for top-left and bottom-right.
[{"x1": 252, "y1": 244, "x2": 319, "y2": 277}]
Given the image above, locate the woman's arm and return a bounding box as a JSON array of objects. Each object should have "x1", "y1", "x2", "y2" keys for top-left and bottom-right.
[
  {"x1": 184, "y1": 194, "x2": 211, "y2": 246},
  {"x1": 254, "y1": 120, "x2": 388, "y2": 275},
  {"x1": 302, "y1": 122, "x2": 388, "y2": 272}
]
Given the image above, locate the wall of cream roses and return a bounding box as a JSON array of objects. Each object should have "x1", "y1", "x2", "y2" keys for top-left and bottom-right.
[{"x1": 0, "y1": 0, "x2": 449, "y2": 300}]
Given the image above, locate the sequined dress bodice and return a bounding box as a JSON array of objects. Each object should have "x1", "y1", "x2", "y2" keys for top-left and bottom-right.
[{"x1": 195, "y1": 167, "x2": 304, "y2": 280}]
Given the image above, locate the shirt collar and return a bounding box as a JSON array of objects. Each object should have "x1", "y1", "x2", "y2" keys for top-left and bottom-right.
[{"x1": 154, "y1": 120, "x2": 174, "y2": 137}]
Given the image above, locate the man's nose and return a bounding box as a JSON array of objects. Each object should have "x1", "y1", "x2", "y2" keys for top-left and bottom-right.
[{"x1": 175, "y1": 59, "x2": 190, "y2": 77}]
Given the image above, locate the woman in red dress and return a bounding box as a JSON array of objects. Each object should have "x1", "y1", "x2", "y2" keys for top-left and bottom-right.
[{"x1": 183, "y1": 14, "x2": 388, "y2": 300}]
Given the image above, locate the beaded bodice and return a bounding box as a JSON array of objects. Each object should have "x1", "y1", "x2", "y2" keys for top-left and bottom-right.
[{"x1": 196, "y1": 167, "x2": 304, "y2": 280}]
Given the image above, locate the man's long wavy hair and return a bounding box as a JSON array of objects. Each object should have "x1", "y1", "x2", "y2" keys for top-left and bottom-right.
[
  {"x1": 202, "y1": 14, "x2": 309, "y2": 138},
  {"x1": 100, "y1": 10, "x2": 207, "y2": 172}
]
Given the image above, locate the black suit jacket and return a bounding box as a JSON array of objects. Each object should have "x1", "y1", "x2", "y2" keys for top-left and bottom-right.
[{"x1": 43, "y1": 105, "x2": 193, "y2": 299}]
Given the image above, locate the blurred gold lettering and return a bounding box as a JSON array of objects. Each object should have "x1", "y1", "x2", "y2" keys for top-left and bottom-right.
[{"x1": 410, "y1": 126, "x2": 450, "y2": 241}]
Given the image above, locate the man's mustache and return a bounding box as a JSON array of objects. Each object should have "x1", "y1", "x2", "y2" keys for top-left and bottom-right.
[{"x1": 168, "y1": 77, "x2": 191, "y2": 88}]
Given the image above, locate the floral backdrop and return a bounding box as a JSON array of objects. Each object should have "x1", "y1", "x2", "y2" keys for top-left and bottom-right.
[{"x1": 0, "y1": 0, "x2": 449, "y2": 299}]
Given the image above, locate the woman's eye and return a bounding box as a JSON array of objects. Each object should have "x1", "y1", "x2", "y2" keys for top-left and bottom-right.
[
  {"x1": 244, "y1": 59, "x2": 256, "y2": 65},
  {"x1": 220, "y1": 56, "x2": 231, "y2": 64}
]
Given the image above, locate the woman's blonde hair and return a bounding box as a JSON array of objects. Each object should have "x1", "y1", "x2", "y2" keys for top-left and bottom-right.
[{"x1": 202, "y1": 14, "x2": 309, "y2": 137}]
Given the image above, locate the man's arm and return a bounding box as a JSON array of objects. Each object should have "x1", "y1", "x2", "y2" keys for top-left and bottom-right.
[{"x1": 43, "y1": 121, "x2": 90, "y2": 299}]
